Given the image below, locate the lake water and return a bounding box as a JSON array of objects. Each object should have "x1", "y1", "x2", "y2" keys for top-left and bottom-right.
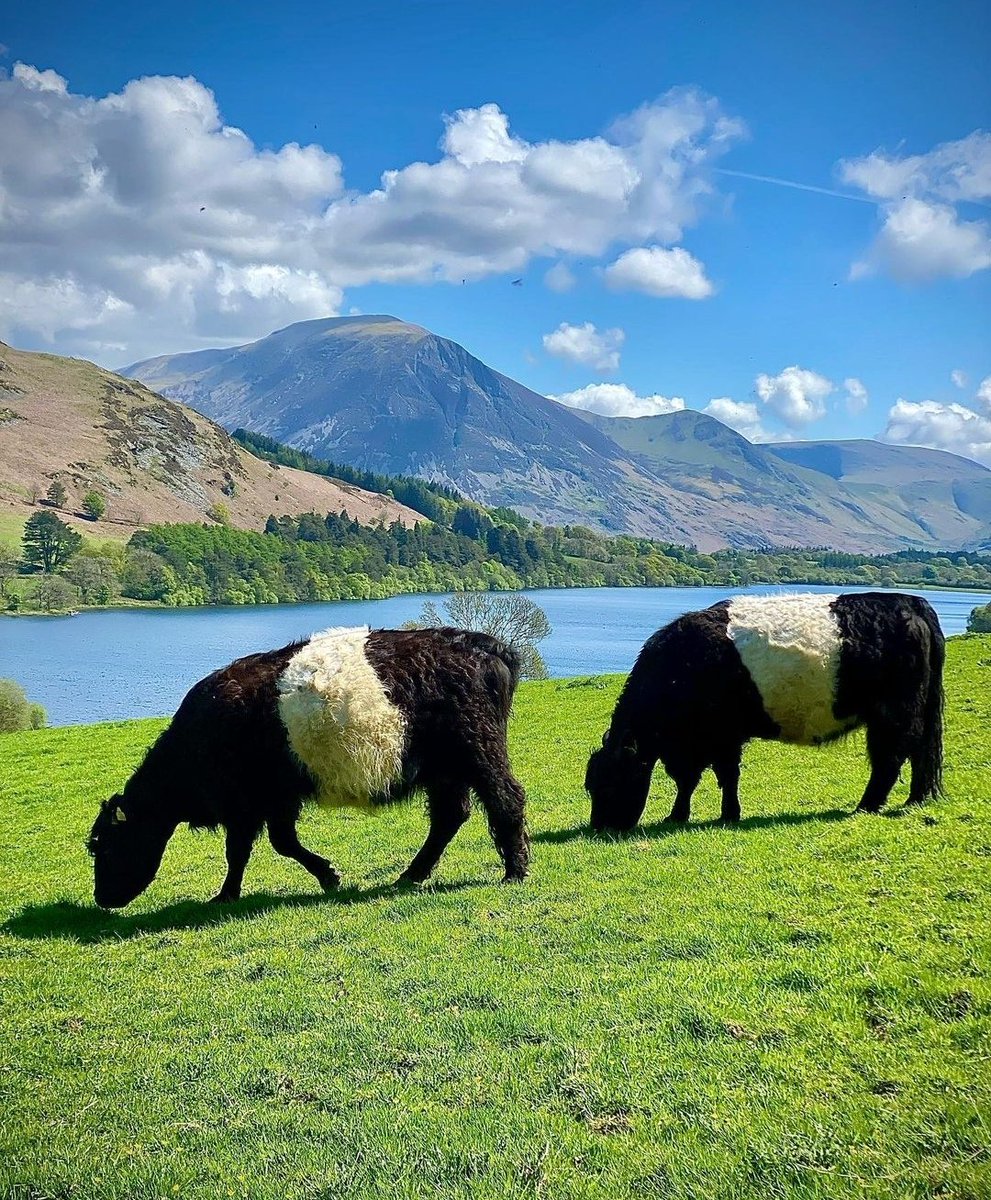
[{"x1": 2, "y1": 584, "x2": 988, "y2": 727}]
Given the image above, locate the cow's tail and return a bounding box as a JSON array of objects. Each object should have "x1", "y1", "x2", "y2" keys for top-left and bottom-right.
[
  {"x1": 913, "y1": 599, "x2": 945, "y2": 803},
  {"x1": 489, "y1": 640, "x2": 522, "y2": 711}
]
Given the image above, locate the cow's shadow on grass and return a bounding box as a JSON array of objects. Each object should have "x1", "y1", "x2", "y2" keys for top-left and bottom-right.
[
  {"x1": 3, "y1": 877, "x2": 483, "y2": 944},
  {"x1": 534, "y1": 806, "x2": 853, "y2": 845}
]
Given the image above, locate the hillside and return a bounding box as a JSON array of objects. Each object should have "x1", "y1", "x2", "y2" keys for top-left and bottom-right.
[
  {"x1": 0, "y1": 343, "x2": 421, "y2": 539},
  {"x1": 766, "y1": 439, "x2": 991, "y2": 548},
  {"x1": 126, "y1": 317, "x2": 991, "y2": 553},
  {"x1": 584, "y1": 409, "x2": 991, "y2": 552}
]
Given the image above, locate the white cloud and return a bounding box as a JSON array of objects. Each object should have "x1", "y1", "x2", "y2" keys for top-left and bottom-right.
[
  {"x1": 883, "y1": 398, "x2": 991, "y2": 466},
  {"x1": 704, "y1": 397, "x2": 768, "y2": 441},
  {"x1": 843, "y1": 376, "x2": 869, "y2": 414},
  {"x1": 544, "y1": 261, "x2": 576, "y2": 292},
  {"x1": 951, "y1": 369, "x2": 968, "y2": 389},
  {"x1": 755, "y1": 366, "x2": 834, "y2": 427},
  {"x1": 840, "y1": 132, "x2": 991, "y2": 283},
  {"x1": 603, "y1": 245, "x2": 714, "y2": 299},
  {"x1": 0, "y1": 68, "x2": 744, "y2": 362},
  {"x1": 552, "y1": 383, "x2": 686, "y2": 418},
  {"x1": 976, "y1": 376, "x2": 991, "y2": 413},
  {"x1": 542, "y1": 322, "x2": 624, "y2": 371}
]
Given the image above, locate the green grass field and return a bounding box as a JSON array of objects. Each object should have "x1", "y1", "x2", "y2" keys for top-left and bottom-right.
[{"x1": 2, "y1": 639, "x2": 990, "y2": 1200}]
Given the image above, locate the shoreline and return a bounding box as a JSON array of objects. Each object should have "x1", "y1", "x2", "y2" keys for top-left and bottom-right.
[{"x1": 4, "y1": 575, "x2": 991, "y2": 618}]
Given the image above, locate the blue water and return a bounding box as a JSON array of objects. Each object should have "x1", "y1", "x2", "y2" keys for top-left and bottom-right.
[{"x1": 1, "y1": 584, "x2": 987, "y2": 727}]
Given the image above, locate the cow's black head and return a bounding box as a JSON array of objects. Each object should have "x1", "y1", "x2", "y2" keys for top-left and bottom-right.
[{"x1": 87, "y1": 794, "x2": 172, "y2": 908}]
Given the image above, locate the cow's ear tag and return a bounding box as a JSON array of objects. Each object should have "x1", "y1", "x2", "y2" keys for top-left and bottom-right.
[{"x1": 114, "y1": 806, "x2": 127, "y2": 823}]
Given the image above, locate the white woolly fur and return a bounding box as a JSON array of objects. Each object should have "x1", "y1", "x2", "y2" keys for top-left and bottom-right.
[
  {"x1": 728, "y1": 594, "x2": 853, "y2": 744},
  {"x1": 277, "y1": 627, "x2": 406, "y2": 808}
]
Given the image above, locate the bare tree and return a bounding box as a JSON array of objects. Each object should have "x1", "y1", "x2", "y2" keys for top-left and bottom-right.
[
  {"x1": 404, "y1": 592, "x2": 551, "y2": 680},
  {"x1": 0, "y1": 546, "x2": 20, "y2": 599}
]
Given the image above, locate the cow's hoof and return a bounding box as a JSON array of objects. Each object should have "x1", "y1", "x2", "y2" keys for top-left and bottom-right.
[
  {"x1": 209, "y1": 892, "x2": 238, "y2": 904},
  {"x1": 664, "y1": 812, "x2": 689, "y2": 823},
  {"x1": 319, "y1": 872, "x2": 342, "y2": 893},
  {"x1": 502, "y1": 871, "x2": 528, "y2": 884},
  {"x1": 855, "y1": 803, "x2": 883, "y2": 815},
  {"x1": 395, "y1": 872, "x2": 426, "y2": 888}
]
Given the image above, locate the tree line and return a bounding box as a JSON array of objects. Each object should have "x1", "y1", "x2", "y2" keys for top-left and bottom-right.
[{"x1": 5, "y1": 501, "x2": 991, "y2": 615}]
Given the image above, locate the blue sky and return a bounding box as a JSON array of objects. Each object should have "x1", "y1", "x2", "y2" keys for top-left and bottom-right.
[{"x1": 1, "y1": 0, "x2": 989, "y2": 458}]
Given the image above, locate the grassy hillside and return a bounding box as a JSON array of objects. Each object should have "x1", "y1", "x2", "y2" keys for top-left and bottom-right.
[
  {"x1": 1, "y1": 638, "x2": 989, "y2": 1199},
  {"x1": 0, "y1": 341, "x2": 421, "y2": 541}
]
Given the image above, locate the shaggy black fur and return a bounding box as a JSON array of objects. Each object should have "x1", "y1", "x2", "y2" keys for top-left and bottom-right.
[
  {"x1": 585, "y1": 592, "x2": 945, "y2": 831},
  {"x1": 88, "y1": 629, "x2": 528, "y2": 908}
]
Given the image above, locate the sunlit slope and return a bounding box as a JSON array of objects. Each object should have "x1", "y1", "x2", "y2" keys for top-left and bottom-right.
[{"x1": 1, "y1": 636, "x2": 989, "y2": 1200}]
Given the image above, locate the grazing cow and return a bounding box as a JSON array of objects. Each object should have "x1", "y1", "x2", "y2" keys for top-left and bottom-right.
[
  {"x1": 88, "y1": 627, "x2": 529, "y2": 908},
  {"x1": 586, "y1": 592, "x2": 944, "y2": 831}
]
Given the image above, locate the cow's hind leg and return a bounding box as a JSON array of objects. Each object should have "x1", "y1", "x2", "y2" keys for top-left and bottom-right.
[
  {"x1": 713, "y1": 747, "x2": 743, "y2": 822},
  {"x1": 268, "y1": 817, "x2": 340, "y2": 892},
  {"x1": 472, "y1": 751, "x2": 529, "y2": 883},
  {"x1": 856, "y1": 722, "x2": 906, "y2": 813},
  {"x1": 665, "y1": 762, "x2": 704, "y2": 823},
  {"x1": 212, "y1": 819, "x2": 263, "y2": 903},
  {"x1": 397, "y1": 782, "x2": 472, "y2": 886}
]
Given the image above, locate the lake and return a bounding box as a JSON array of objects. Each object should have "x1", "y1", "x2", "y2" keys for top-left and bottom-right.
[{"x1": 2, "y1": 584, "x2": 988, "y2": 727}]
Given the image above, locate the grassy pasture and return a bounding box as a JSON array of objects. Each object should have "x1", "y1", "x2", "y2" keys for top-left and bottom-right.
[{"x1": 1, "y1": 638, "x2": 990, "y2": 1200}]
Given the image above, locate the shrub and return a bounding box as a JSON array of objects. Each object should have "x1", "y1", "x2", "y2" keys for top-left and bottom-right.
[
  {"x1": 0, "y1": 679, "x2": 46, "y2": 733},
  {"x1": 207, "y1": 501, "x2": 231, "y2": 525},
  {"x1": 968, "y1": 603, "x2": 991, "y2": 634}
]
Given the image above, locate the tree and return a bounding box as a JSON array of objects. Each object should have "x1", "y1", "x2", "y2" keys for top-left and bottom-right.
[
  {"x1": 22, "y1": 511, "x2": 83, "y2": 573},
  {"x1": 968, "y1": 603, "x2": 991, "y2": 634},
  {"x1": 121, "y1": 548, "x2": 172, "y2": 600},
  {"x1": 0, "y1": 679, "x2": 46, "y2": 733},
  {"x1": 82, "y1": 490, "x2": 106, "y2": 520},
  {"x1": 404, "y1": 591, "x2": 552, "y2": 680},
  {"x1": 66, "y1": 554, "x2": 118, "y2": 605},
  {"x1": 33, "y1": 574, "x2": 78, "y2": 612},
  {"x1": 46, "y1": 480, "x2": 67, "y2": 508}
]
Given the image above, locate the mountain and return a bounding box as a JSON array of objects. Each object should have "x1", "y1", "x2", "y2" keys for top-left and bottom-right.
[
  {"x1": 583, "y1": 409, "x2": 991, "y2": 552},
  {"x1": 765, "y1": 440, "x2": 991, "y2": 547},
  {"x1": 125, "y1": 316, "x2": 991, "y2": 552},
  {"x1": 0, "y1": 342, "x2": 421, "y2": 538}
]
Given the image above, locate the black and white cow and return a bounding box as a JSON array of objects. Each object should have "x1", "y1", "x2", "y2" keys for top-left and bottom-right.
[
  {"x1": 88, "y1": 626, "x2": 529, "y2": 907},
  {"x1": 586, "y1": 592, "x2": 945, "y2": 830}
]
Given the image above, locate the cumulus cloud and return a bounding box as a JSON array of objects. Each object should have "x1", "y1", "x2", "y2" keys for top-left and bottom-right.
[
  {"x1": 552, "y1": 383, "x2": 686, "y2": 418},
  {"x1": 883, "y1": 398, "x2": 991, "y2": 465},
  {"x1": 0, "y1": 64, "x2": 747, "y2": 362},
  {"x1": 840, "y1": 131, "x2": 991, "y2": 282},
  {"x1": 703, "y1": 397, "x2": 768, "y2": 441},
  {"x1": 542, "y1": 322, "x2": 624, "y2": 371},
  {"x1": 843, "y1": 377, "x2": 869, "y2": 413},
  {"x1": 603, "y1": 245, "x2": 714, "y2": 299},
  {"x1": 755, "y1": 366, "x2": 834, "y2": 428},
  {"x1": 544, "y1": 261, "x2": 576, "y2": 292},
  {"x1": 978, "y1": 376, "x2": 991, "y2": 413}
]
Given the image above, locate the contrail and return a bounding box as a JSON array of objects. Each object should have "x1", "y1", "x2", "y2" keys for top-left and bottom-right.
[{"x1": 715, "y1": 168, "x2": 875, "y2": 204}]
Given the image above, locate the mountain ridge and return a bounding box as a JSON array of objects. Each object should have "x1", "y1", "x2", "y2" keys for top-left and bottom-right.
[{"x1": 124, "y1": 316, "x2": 991, "y2": 553}]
